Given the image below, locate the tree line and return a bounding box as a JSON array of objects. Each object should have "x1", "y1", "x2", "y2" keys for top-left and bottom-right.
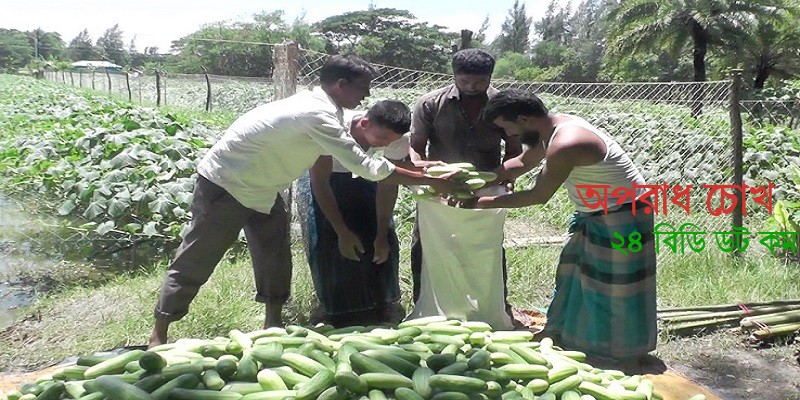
[{"x1": 1, "y1": 0, "x2": 799, "y2": 91}]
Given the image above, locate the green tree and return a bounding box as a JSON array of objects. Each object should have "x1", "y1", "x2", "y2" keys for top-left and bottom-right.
[
  {"x1": 562, "y1": 0, "x2": 608, "y2": 81},
  {"x1": 493, "y1": 52, "x2": 533, "y2": 79},
  {"x1": 528, "y1": 0, "x2": 616, "y2": 82},
  {"x1": 169, "y1": 10, "x2": 325, "y2": 76},
  {"x1": 131, "y1": 46, "x2": 167, "y2": 70},
  {"x1": 67, "y1": 29, "x2": 98, "y2": 61},
  {"x1": 606, "y1": 0, "x2": 791, "y2": 83},
  {"x1": 314, "y1": 8, "x2": 456, "y2": 72},
  {"x1": 493, "y1": 0, "x2": 532, "y2": 54},
  {"x1": 0, "y1": 29, "x2": 34, "y2": 72},
  {"x1": 529, "y1": 0, "x2": 572, "y2": 77},
  {"x1": 96, "y1": 24, "x2": 130, "y2": 66},
  {"x1": 534, "y1": 0, "x2": 570, "y2": 44},
  {"x1": 721, "y1": 14, "x2": 800, "y2": 89},
  {"x1": 29, "y1": 28, "x2": 65, "y2": 60},
  {"x1": 171, "y1": 11, "x2": 285, "y2": 76},
  {"x1": 600, "y1": 51, "x2": 694, "y2": 81}
]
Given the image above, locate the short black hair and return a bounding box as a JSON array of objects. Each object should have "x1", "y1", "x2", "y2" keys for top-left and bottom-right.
[
  {"x1": 452, "y1": 48, "x2": 495, "y2": 75},
  {"x1": 366, "y1": 100, "x2": 412, "y2": 134},
  {"x1": 319, "y1": 53, "x2": 377, "y2": 84},
  {"x1": 482, "y1": 89, "x2": 549, "y2": 122}
]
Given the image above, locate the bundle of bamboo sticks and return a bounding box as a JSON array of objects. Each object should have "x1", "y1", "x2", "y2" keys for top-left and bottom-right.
[{"x1": 657, "y1": 300, "x2": 800, "y2": 342}]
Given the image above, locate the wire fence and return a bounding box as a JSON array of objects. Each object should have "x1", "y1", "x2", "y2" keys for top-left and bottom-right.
[{"x1": 32, "y1": 44, "x2": 800, "y2": 261}]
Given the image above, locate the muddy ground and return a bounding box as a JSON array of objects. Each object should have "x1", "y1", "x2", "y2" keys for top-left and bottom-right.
[{"x1": 653, "y1": 331, "x2": 800, "y2": 399}]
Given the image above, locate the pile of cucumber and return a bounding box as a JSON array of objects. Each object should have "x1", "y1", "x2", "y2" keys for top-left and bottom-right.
[
  {"x1": 413, "y1": 163, "x2": 498, "y2": 201},
  {"x1": 1, "y1": 317, "x2": 707, "y2": 400}
]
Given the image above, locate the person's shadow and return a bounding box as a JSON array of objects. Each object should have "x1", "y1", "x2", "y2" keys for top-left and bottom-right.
[{"x1": 584, "y1": 353, "x2": 668, "y2": 375}]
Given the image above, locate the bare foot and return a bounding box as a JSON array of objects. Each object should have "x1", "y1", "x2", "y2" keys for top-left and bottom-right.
[
  {"x1": 264, "y1": 303, "x2": 283, "y2": 328},
  {"x1": 148, "y1": 318, "x2": 169, "y2": 349}
]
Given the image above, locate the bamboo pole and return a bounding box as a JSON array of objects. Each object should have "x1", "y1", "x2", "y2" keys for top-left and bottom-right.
[
  {"x1": 658, "y1": 299, "x2": 800, "y2": 313},
  {"x1": 750, "y1": 322, "x2": 800, "y2": 341},
  {"x1": 740, "y1": 310, "x2": 800, "y2": 330},
  {"x1": 661, "y1": 305, "x2": 800, "y2": 324}
]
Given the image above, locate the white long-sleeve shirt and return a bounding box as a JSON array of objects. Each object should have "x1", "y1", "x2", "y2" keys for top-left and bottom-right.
[{"x1": 197, "y1": 87, "x2": 396, "y2": 213}]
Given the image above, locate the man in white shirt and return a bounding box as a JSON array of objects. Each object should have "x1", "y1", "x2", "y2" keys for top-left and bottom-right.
[{"x1": 148, "y1": 54, "x2": 465, "y2": 347}]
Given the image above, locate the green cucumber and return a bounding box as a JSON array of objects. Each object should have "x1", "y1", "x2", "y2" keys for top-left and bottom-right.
[
  {"x1": 84, "y1": 350, "x2": 145, "y2": 379},
  {"x1": 428, "y1": 374, "x2": 488, "y2": 393},
  {"x1": 93, "y1": 375, "x2": 151, "y2": 400}
]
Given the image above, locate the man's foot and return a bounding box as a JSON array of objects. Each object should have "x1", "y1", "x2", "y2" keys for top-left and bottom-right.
[
  {"x1": 148, "y1": 319, "x2": 169, "y2": 349},
  {"x1": 264, "y1": 302, "x2": 283, "y2": 328},
  {"x1": 379, "y1": 302, "x2": 406, "y2": 325}
]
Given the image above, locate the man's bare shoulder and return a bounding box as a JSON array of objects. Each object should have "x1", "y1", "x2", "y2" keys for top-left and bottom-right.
[{"x1": 547, "y1": 125, "x2": 606, "y2": 164}]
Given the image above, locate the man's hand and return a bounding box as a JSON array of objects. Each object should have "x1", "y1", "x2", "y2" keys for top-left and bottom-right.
[
  {"x1": 373, "y1": 234, "x2": 390, "y2": 264},
  {"x1": 414, "y1": 160, "x2": 446, "y2": 169},
  {"x1": 337, "y1": 228, "x2": 364, "y2": 261},
  {"x1": 457, "y1": 196, "x2": 492, "y2": 209},
  {"x1": 455, "y1": 196, "x2": 478, "y2": 209},
  {"x1": 427, "y1": 170, "x2": 469, "y2": 195}
]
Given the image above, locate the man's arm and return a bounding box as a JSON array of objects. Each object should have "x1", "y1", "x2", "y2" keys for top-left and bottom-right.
[
  {"x1": 309, "y1": 156, "x2": 364, "y2": 260},
  {"x1": 491, "y1": 143, "x2": 547, "y2": 183},
  {"x1": 478, "y1": 148, "x2": 573, "y2": 209},
  {"x1": 303, "y1": 113, "x2": 397, "y2": 183},
  {"x1": 497, "y1": 134, "x2": 524, "y2": 190},
  {"x1": 409, "y1": 97, "x2": 433, "y2": 163},
  {"x1": 503, "y1": 135, "x2": 524, "y2": 162},
  {"x1": 373, "y1": 181, "x2": 398, "y2": 264},
  {"x1": 304, "y1": 112, "x2": 464, "y2": 193},
  {"x1": 478, "y1": 127, "x2": 606, "y2": 209},
  {"x1": 381, "y1": 167, "x2": 466, "y2": 194}
]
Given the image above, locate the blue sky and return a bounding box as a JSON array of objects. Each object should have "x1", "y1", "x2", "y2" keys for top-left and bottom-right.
[{"x1": 1, "y1": 0, "x2": 566, "y2": 52}]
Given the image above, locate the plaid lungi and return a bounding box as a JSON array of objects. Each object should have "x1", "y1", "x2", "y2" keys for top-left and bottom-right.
[
  {"x1": 543, "y1": 204, "x2": 657, "y2": 360},
  {"x1": 302, "y1": 172, "x2": 401, "y2": 316}
]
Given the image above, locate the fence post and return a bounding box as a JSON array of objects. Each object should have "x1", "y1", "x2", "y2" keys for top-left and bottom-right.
[
  {"x1": 272, "y1": 41, "x2": 300, "y2": 241},
  {"x1": 273, "y1": 41, "x2": 298, "y2": 101},
  {"x1": 163, "y1": 72, "x2": 167, "y2": 107},
  {"x1": 105, "y1": 69, "x2": 112, "y2": 95},
  {"x1": 155, "y1": 70, "x2": 161, "y2": 107},
  {"x1": 203, "y1": 67, "x2": 212, "y2": 112},
  {"x1": 125, "y1": 71, "x2": 132, "y2": 102},
  {"x1": 729, "y1": 69, "x2": 744, "y2": 255}
]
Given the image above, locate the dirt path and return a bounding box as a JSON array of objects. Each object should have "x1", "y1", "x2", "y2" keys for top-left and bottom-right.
[{"x1": 656, "y1": 332, "x2": 800, "y2": 399}]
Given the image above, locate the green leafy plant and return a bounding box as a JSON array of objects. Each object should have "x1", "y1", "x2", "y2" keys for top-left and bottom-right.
[
  {"x1": 768, "y1": 164, "x2": 800, "y2": 259},
  {"x1": 0, "y1": 75, "x2": 221, "y2": 244}
]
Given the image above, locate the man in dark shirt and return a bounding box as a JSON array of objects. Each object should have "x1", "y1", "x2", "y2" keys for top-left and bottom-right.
[{"x1": 408, "y1": 48, "x2": 523, "y2": 318}]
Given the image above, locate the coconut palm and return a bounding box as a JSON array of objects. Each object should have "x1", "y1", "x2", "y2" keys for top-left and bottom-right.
[
  {"x1": 606, "y1": 0, "x2": 791, "y2": 83},
  {"x1": 734, "y1": 17, "x2": 800, "y2": 89}
]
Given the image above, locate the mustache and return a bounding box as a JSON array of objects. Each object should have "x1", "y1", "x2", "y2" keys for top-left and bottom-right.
[{"x1": 519, "y1": 131, "x2": 540, "y2": 146}]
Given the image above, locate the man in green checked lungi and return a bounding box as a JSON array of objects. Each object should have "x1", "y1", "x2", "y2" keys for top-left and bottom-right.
[{"x1": 463, "y1": 89, "x2": 657, "y2": 366}]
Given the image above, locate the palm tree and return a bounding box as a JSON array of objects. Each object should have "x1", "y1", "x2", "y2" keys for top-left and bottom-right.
[
  {"x1": 606, "y1": 0, "x2": 790, "y2": 83},
  {"x1": 736, "y1": 17, "x2": 800, "y2": 89}
]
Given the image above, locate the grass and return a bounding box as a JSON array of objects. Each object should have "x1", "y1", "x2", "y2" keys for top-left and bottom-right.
[{"x1": 2, "y1": 221, "x2": 799, "y2": 372}]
